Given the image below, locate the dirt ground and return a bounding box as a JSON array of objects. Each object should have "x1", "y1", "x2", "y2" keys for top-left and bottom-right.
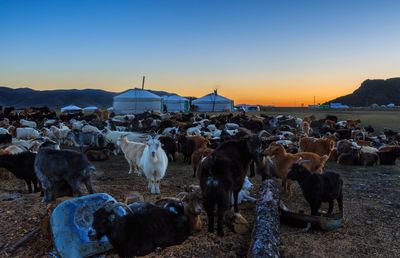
[{"x1": 0, "y1": 155, "x2": 399, "y2": 257}]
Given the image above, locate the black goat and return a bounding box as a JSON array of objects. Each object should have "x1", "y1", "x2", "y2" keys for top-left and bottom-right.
[
  {"x1": 0, "y1": 151, "x2": 39, "y2": 193},
  {"x1": 34, "y1": 148, "x2": 96, "y2": 202},
  {"x1": 159, "y1": 135, "x2": 178, "y2": 162},
  {"x1": 89, "y1": 201, "x2": 190, "y2": 257},
  {"x1": 287, "y1": 160, "x2": 343, "y2": 216},
  {"x1": 198, "y1": 134, "x2": 262, "y2": 236},
  {"x1": 0, "y1": 133, "x2": 12, "y2": 145}
]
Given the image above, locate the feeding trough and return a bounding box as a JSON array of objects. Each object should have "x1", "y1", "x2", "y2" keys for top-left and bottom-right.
[{"x1": 279, "y1": 201, "x2": 343, "y2": 231}]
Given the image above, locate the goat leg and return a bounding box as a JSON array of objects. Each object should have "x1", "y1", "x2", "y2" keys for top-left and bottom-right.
[
  {"x1": 216, "y1": 207, "x2": 225, "y2": 236},
  {"x1": 328, "y1": 201, "x2": 334, "y2": 214},
  {"x1": 84, "y1": 177, "x2": 94, "y2": 194},
  {"x1": 233, "y1": 191, "x2": 239, "y2": 213},
  {"x1": 337, "y1": 192, "x2": 344, "y2": 215},
  {"x1": 249, "y1": 161, "x2": 255, "y2": 177},
  {"x1": 25, "y1": 179, "x2": 33, "y2": 193}
]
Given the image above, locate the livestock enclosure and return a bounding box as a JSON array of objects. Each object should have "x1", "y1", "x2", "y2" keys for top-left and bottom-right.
[{"x1": 0, "y1": 108, "x2": 400, "y2": 257}]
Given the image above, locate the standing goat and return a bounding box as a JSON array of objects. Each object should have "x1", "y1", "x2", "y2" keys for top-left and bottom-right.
[
  {"x1": 139, "y1": 136, "x2": 168, "y2": 194},
  {"x1": 287, "y1": 160, "x2": 343, "y2": 216},
  {"x1": 198, "y1": 133, "x2": 262, "y2": 236},
  {"x1": 117, "y1": 136, "x2": 146, "y2": 175}
]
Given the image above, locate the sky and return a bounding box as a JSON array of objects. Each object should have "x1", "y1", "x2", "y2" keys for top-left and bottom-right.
[{"x1": 1, "y1": 0, "x2": 400, "y2": 106}]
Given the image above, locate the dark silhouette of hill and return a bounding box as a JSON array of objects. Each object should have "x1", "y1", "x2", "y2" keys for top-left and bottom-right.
[
  {"x1": 0, "y1": 87, "x2": 174, "y2": 108},
  {"x1": 328, "y1": 78, "x2": 400, "y2": 106}
]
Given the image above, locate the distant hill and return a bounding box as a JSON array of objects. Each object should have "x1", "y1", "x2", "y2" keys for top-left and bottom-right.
[
  {"x1": 0, "y1": 87, "x2": 175, "y2": 108},
  {"x1": 327, "y1": 78, "x2": 400, "y2": 106}
]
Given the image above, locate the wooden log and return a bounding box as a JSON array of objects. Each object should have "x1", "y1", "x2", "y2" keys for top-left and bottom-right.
[{"x1": 247, "y1": 179, "x2": 280, "y2": 258}]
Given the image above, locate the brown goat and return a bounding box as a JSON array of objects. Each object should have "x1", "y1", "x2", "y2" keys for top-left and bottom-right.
[
  {"x1": 266, "y1": 142, "x2": 328, "y2": 195},
  {"x1": 191, "y1": 147, "x2": 214, "y2": 178},
  {"x1": 299, "y1": 136, "x2": 335, "y2": 157}
]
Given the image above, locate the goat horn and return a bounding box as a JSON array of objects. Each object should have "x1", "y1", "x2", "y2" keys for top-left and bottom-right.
[
  {"x1": 296, "y1": 159, "x2": 311, "y2": 165},
  {"x1": 108, "y1": 202, "x2": 134, "y2": 215},
  {"x1": 176, "y1": 192, "x2": 188, "y2": 200}
]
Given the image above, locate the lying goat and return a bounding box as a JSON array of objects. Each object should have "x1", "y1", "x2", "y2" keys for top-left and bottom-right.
[{"x1": 89, "y1": 200, "x2": 191, "y2": 257}]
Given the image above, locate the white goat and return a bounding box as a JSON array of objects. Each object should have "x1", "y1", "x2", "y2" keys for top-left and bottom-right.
[
  {"x1": 70, "y1": 119, "x2": 86, "y2": 130},
  {"x1": 232, "y1": 176, "x2": 256, "y2": 205},
  {"x1": 16, "y1": 127, "x2": 40, "y2": 140},
  {"x1": 139, "y1": 136, "x2": 168, "y2": 194},
  {"x1": 117, "y1": 136, "x2": 146, "y2": 175},
  {"x1": 187, "y1": 125, "x2": 202, "y2": 136},
  {"x1": 20, "y1": 119, "x2": 37, "y2": 128},
  {"x1": 0, "y1": 128, "x2": 9, "y2": 134},
  {"x1": 81, "y1": 124, "x2": 101, "y2": 134},
  {"x1": 102, "y1": 128, "x2": 147, "y2": 145}
]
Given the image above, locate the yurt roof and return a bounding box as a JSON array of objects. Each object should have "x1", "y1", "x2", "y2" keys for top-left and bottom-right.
[
  {"x1": 83, "y1": 106, "x2": 98, "y2": 111},
  {"x1": 192, "y1": 93, "x2": 232, "y2": 104},
  {"x1": 162, "y1": 94, "x2": 189, "y2": 101},
  {"x1": 61, "y1": 105, "x2": 82, "y2": 112},
  {"x1": 114, "y1": 88, "x2": 161, "y2": 101}
]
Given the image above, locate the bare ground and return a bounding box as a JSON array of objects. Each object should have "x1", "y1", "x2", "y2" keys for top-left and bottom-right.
[{"x1": 0, "y1": 155, "x2": 399, "y2": 258}]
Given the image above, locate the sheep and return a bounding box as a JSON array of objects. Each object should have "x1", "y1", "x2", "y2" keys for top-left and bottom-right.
[
  {"x1": 16, "y1": 127, "x2": 41, "y2": 140},
  {"x1": 20, "y1": 119, "x2": 37, "y2": 128},
  {"x1": 198, "y1": 134, "x2": 263, "y2": 236},
  {"x1": 117, "y1": 135, "x2": 146, "y2": 175},
  {"x1": 0, "y1": 151, "x2": 39, "y2": 193},
  {"x1": 34, "y1": 147, "x2": 96, "y2": 202},
  {"x1": 88, "y1": 200, "x2": 191, "y2": 257},
  {"x1": 287, "y1": 160, "x2": 343, "y2": 216},
  {"x1": 139, "y1": 136, "x2": 168, "y2": 194}
]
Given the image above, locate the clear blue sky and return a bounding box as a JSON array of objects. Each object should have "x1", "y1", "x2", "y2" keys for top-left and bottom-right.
[{"x1": 1, "y1": 0, "x2": 400, "y2": 105}]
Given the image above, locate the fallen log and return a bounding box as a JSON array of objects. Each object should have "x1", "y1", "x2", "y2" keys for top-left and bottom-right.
[{"x1": 247, "y1": 179, "x2": 280, "y2": 258}]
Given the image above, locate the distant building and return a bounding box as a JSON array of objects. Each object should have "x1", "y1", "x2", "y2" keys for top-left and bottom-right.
[
  {"x1": 113, "y1": 88, "x2": 162, "y2": 114},
  {"x1": 192, "y1": 92, "x2": 233, "y2": 112},
  {"x1": 235, "y1": 104, "x2": 260, "y2": 112},
  {"x1": 162, "y1": 94, "x2": 189, "y2": 112},
  {"x1": 329, "y1": 103, "x2": 349, "y2": 109}
]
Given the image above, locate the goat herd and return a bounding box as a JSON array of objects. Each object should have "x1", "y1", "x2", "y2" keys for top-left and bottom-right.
[{"x1": 1, "y1": 107, "x2": 400, "y2": 257}]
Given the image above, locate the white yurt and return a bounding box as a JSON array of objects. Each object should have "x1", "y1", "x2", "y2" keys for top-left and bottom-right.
[
  {"x1": 113, "y1": 88, "x2": 162, "y2": 114},
  {"x1": 162, "y1": 94, "x2": 189, "y2": 112},
  {"x1": 61, "y1": 105, "x2": 82, "y2": 113},
  {"x1": 192, "y1": 92, "x2": 233, "y2": 112}
]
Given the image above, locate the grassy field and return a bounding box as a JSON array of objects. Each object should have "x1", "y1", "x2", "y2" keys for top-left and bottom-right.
[{"x1": 243, "y1": 107, "x2": 400, "y2": 133}]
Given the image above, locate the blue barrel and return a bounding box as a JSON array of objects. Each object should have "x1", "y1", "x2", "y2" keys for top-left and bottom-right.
[{"x1": 50, "y1": 193, "x2": 127, "y2": 258}]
